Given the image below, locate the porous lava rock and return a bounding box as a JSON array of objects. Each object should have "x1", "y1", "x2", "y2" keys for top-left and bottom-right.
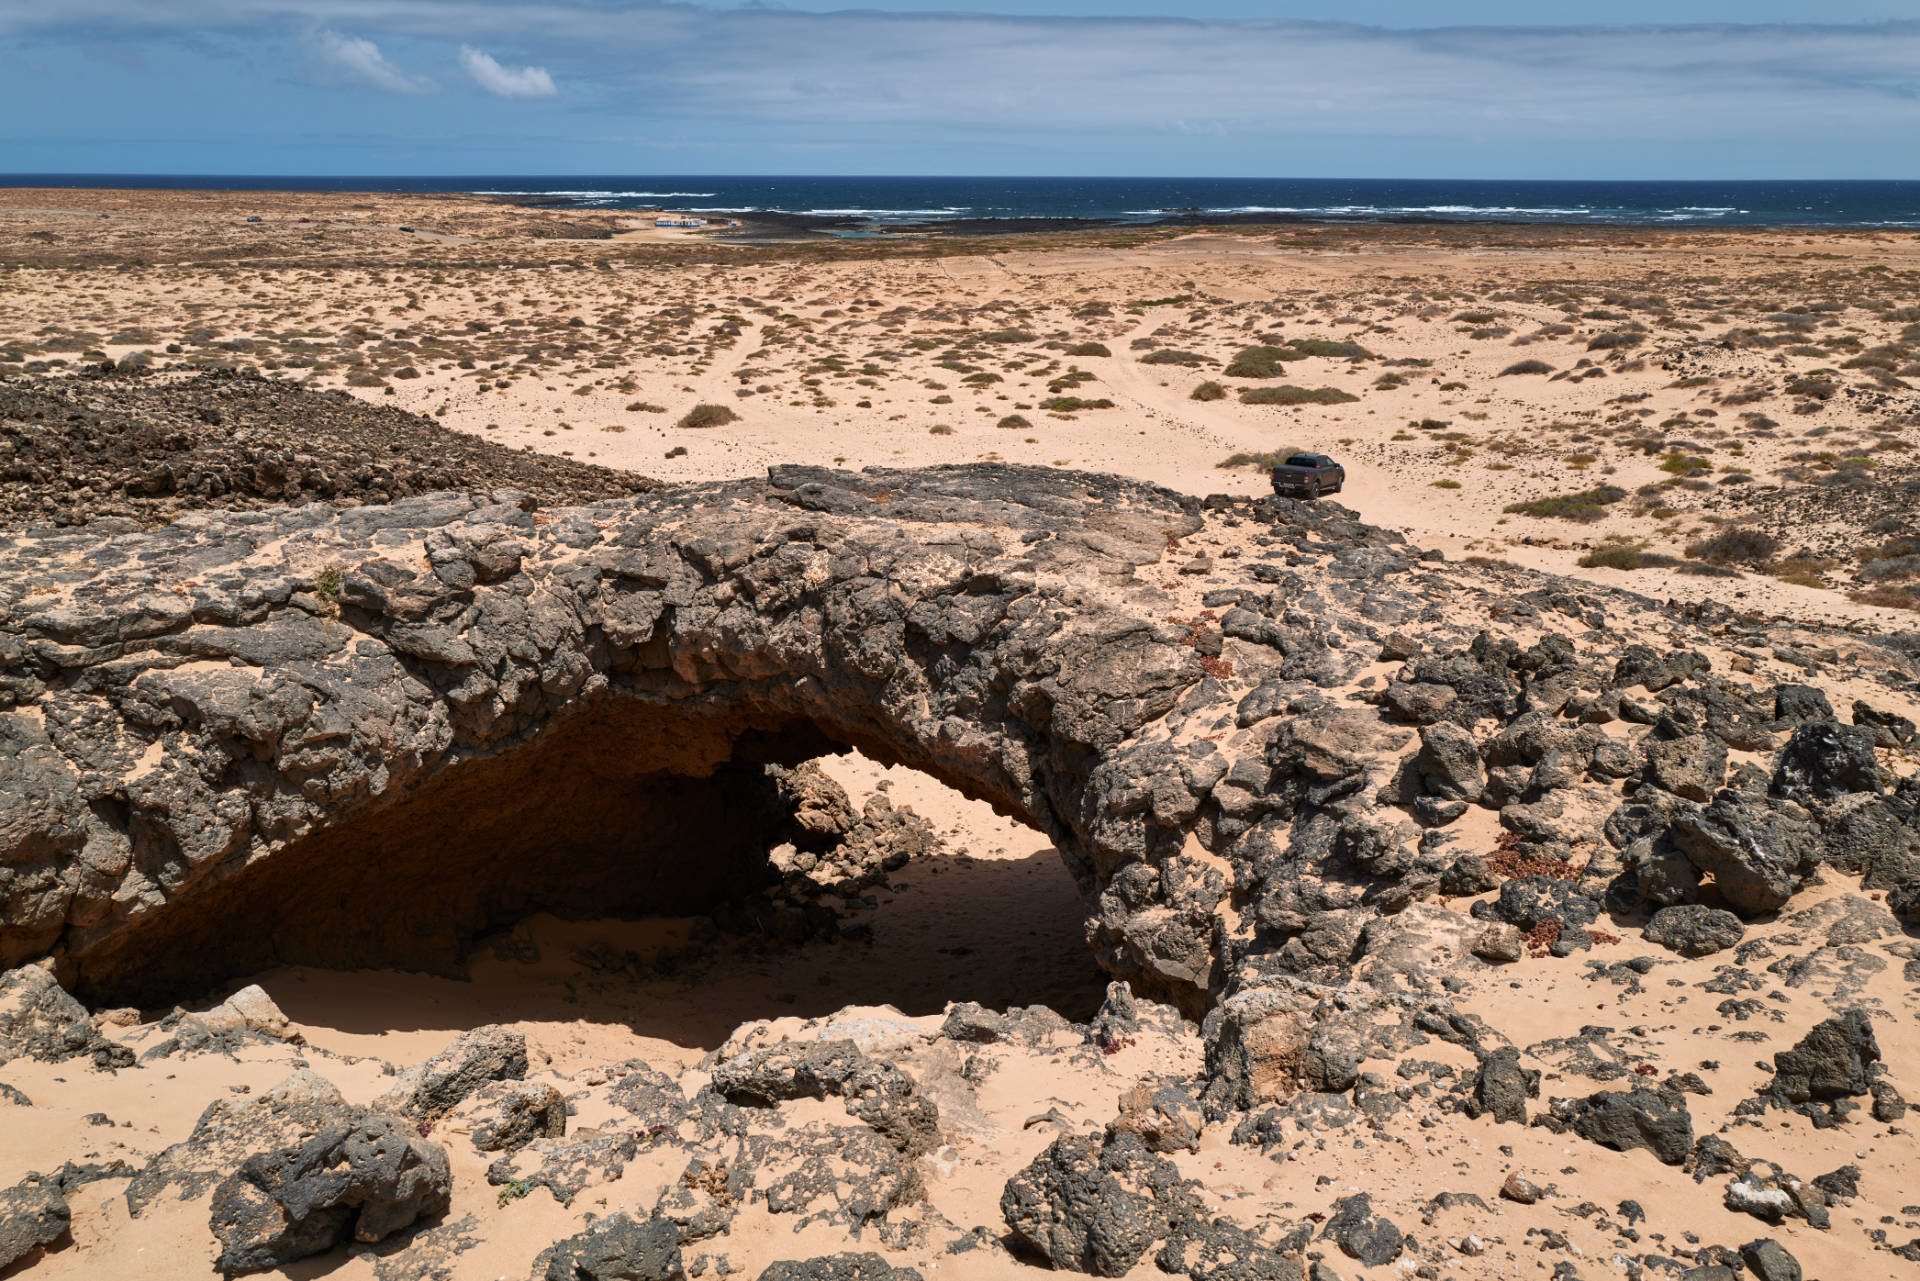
[
  {"x1": 207, "y1": 1114, "x2": 452, "y2": 1272},
  {"x1": 1000, "y1": 1131, "x2": 1201, "y2": 1276}
]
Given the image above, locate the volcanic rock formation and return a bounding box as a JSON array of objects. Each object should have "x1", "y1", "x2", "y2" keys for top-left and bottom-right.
[{"x1": 2, "y1": 463, "x2": 1918, "y2": 1033}]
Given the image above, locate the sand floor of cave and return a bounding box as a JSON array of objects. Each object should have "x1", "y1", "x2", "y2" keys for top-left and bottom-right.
[{"x1": 220, "y1": 751, "x2": 1107, "y2": 1077}]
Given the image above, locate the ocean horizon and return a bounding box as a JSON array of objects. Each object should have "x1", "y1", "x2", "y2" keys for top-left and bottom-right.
[{"x1": 6, "y1": 174, "x2": 1920, "y2": 230}]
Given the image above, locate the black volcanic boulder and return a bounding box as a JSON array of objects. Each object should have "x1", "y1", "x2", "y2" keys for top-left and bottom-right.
[
  {"x1": 1771, "y1": 723, "x2": 1883, "y2": 805},
  {"x1": 1465, "y1": 1047, "x2": 1540, "y2": 1124},
  {"x1": 208, "y1": 1116, "x2": 452, "y2": 1272},
  {"x1": 0, "y1": 1175, "x2": 71, "y2": 1272},
  {"x1": 1763, "y1": 1011, "x2": 1880, "y2": 1106},
  {"x1": 1667, "y1": 791, "x2": 1817, "y2": 916},
  {"x1": 1643, "y1": 905, "x2": 1745, "y2": 957},
  {"x1": 1553, "y1": 1088, "x2": 1694, "y2": 1165},
  {"x1": 536, "y1": 1212, "x2": 684, "y2": 1281},
  {"x1": 1321, "y1": 1192, "x2": 1403, "y2": 1266},
  {"x1": 1001, "y1": 1131, "x2": 1201, "y2": 1276}
]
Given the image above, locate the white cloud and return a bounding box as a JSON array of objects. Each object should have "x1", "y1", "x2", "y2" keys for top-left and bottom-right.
[
  {"x1": 314, "y1": 29, "x2": 430, "y2": 94},
  {"x1": 459, "y1": 44, "x2": 556, "y2": 98}
]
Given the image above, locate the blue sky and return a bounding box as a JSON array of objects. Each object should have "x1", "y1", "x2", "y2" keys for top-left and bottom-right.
[{"x1": 2, "y1": 2, "x2": 1918, "y2": 177}]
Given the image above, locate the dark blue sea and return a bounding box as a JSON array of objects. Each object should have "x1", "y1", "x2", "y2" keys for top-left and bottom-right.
[{"x1": 7, "y1": 175, "x2": 1920, "y2": 229}]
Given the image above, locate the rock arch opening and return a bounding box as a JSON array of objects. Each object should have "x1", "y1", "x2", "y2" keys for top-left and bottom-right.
[{"x1": 69, "y1": 696, "x2": 1097, "y2": 1013}]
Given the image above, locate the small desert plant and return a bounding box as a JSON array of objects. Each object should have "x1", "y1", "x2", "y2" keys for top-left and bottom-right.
[
  {"x1": 678, "y1": 403, "x2": 738, "y2": 429},
  {"x1": 1191, "y1": 381, "x2": 1226, "y2": 401},
  {"x1": 1586, "y1": 331, "x2": 1643, "y2": 351},
  {"x1": 1141, "y1": 348, "x2": 1209, "y2": 366},
  {"x1": 1064, "y1": 342, "x2": 1110, "y2": 357},
  {"x1": 1239, "y1": 385, "x2": 1357, "y2": 406},
  {"x1": 996, "y1": 414, "x2": 1031, "y2": 429},
  {"x1": 1500, "y1": 359, "x2": 1554, "y2": 376},
  {"x1": 1216, "y1": 450, "x2": 1299, "y2": 470},
  {"x1": 1684, "y1": 526, "x2": 1779, "y2": 564},
  {"x1": 1502, "y1": 486, "x2": 1628, "y2": 521},
  {"x1": 1224, "y1": 345, "x2": 1293, "y2": 378}
]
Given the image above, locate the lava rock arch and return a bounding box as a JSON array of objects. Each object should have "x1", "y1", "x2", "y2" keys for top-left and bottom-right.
[{"x1": 1, "y1": 465, "x2": 1245, "y2": 1006}]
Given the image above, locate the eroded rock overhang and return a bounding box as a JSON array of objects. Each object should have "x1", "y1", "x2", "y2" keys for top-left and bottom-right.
[{"x1": 1, "y1": 465, "x2": 1248, "y2": 1003}]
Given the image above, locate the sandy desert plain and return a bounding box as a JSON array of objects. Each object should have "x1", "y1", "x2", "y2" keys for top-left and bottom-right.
[{"x1": 1, "y1": 188, "x2": 1919, "y2": 1281}]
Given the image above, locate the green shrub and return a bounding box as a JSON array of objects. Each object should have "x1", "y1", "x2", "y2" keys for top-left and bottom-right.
[
  {"x1": 1285, "y1": 339, "x2": 1373, "y2": 360},
  {"x1": 1216, "y1": 450, "x2": 1299, "y2": 470},
  {"x1": 1224, "y1": 345, "x2": 1293, "y2": 378},
  {"x1": 1502, "y1": 486, "x2": 1628, "y2": 521},
  {"x1": 1500, "y1": 360, "x2": 1554, "y2": 376},
  {"x1": 1064, "y1": 342, "x2": 1110, "y2": 357},
  {"x1": 1586, "y1": 331, "x2": 1643, "y2": 351},
  {"x1": 678, "y1": 403, "x2": 738, "y2": 429},
  {"x1": 1431, "y1": 479, "x2": 1461, "y2": 489},
  {"x1": 1685, "y1": 527, "x2": 1779, "y2": 564},
  {"x1": 1141, "y1": 348, "x2": 1209, "y2": 366},
  {"x1": 1578, "y1": 545, "x2": 1645, "y2": 570},
  {"x1": 996, "y1": 414, "x2": 1031, "y2": 429},
  {"x1": 1041, "y1": 396, "x2": 1113, "y2": 412},
  {"x1": 1239, "y1": 385, "x2": 1358, "y2": 406},
  {"x1": 978, "y1": 329, "x2": 1036, "y2": 344},
  {"x1": 1190, "y1": 381, "x2": 1227, "y2": 402}
]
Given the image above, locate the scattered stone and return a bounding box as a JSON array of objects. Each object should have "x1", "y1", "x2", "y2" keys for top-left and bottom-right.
[
  {"x1": 1471, "y1": 923, "x2": 1524, "y2": 963},
  {"x1": 1321, "y1": 1193, "x2": 1402, "y2": 1267},
  {"x1": 1667, "y1": 792, "x2": 1816, "y2": 916},
  {"x1": 462, "y1": 1079, "x2": 566, "y2": 1154},
  {"x1": 372, "y1": 1025, "x2": 528, "y2": 1121},
  {"x1": 1739, "y1": 1238, "x2": 1802, "y2": 1281},
  {"x1": 1500, "y1": 1172, "x2": 1544, "y2": 1204},
  {"x1": 1643, "y1": 905, "x2": 1745, "y2": 957},
  {"x1": 1762, "y1": 1010, "x2": 1880, "y2": 1108},
  {"x1": 1110, "y1": 1082, "x2": 1204, "y2": 1154},
  {"x1": 757, "y1": 1256, "x2": 924, "y2": 1281},
  {"x1": 1553, "y1": 1088, "x2": 1694, "y2": 1165},
  {"x1": 1157, "y1": 1215, "x2": 1304, "y2": 1280},
  {"x1": 1465, "y1": 1047, "x2": 1538, "y2": 1124}
]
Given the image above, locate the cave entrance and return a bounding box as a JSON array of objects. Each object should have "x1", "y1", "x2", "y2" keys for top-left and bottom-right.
[
  {"x1": 251, "y1": 752, "x2": 1109, "y2": 1065},
  {"x1": 79, "y1": 696, "x2": 1108, "y2": 1042}
]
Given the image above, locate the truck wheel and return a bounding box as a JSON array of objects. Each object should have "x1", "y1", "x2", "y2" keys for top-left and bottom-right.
[
  {"x1": 1332, "y1": 480, "x2": 1344, "y2": 493},
  {"x1": 1307, "y1": 480, "x2": 1320, "y2": 500}
]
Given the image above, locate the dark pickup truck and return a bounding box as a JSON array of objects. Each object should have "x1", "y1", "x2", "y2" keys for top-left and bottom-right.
[{"x1": 1269, "y1": 453, "x2": 1345, "y2": 498}]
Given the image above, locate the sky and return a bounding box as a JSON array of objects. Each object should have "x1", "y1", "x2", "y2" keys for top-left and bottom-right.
[{"x1": 2, "y1": 1, "x2": 1919, "y2": 178}]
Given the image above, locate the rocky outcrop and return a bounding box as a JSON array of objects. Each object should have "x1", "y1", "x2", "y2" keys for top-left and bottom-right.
[{"x1": 1, "y1": 463, "x2": 1914, "y2": 1033}]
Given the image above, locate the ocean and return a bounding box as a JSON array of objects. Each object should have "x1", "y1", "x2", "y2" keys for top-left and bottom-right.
[{"x1": 7, "y1": 175, "x2": 1920, "y2": 229}]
